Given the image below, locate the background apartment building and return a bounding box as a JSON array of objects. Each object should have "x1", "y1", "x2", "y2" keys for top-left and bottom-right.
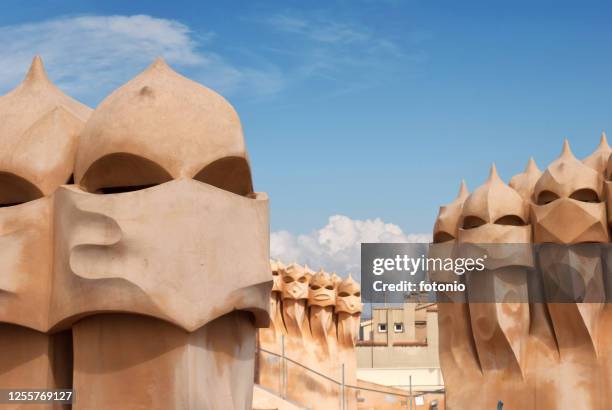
[{"x1": 356, "y1": 302, "x2": 444, "y2": 394}]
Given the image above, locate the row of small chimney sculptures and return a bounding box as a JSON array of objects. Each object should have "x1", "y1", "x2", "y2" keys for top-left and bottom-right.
[{"x1": 258, "y1": 261, "x2": 362, "y2": 410}]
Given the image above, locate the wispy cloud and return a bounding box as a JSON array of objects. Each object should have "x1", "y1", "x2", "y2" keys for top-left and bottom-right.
[
  {"x1": 271, "y1": 215, "x2": 431, "y2": 279},
  {"x1": 0, "y1": 12, "x2": 422, "y2": 105},
  {"x1": 264, "y1": 14, "x2": 371, "y2": 45},
  {"x1": 0, "y1": 15, "x2": 285, "y2": 103},
  {"x1": 256, "y1": 11, "x2": 419, "y2": 98}
]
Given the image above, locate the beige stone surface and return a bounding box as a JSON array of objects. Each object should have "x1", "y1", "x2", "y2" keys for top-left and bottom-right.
[
  {"x1": 0, "y1": 57, "x2": 91, "y2": 198},
  {"x1": 75, "y1": 59, "x2": 252, "y2": 195},
  {"x1": 531, "y1": 141, "x2": 607, "y2": 410},
  {"x1": 73, "y1": 313, "x2": 256, "y2": 410},
  {"x1": 583, "y1": 132, "x2": 611, "y2": 174},
  {"x1": 0, "y1": 196, "x2": 53, "y2": 331},
  {"x1": 65, "y1": 59, "x2": 270, "y2": 410},
  {"x1": 532, "y1": 140, "x2": 607, "y2": 244},
  {"x1": 0, "y1": 57, "x2": 90, "y2": 405},
  {"x1": 308, "y1": 270, "x2": 337, "y2": 356},
  {"x1": 0, "y1": 325, "x2": 72, "y2": 410},
  {"x1": 0, "y1": 57, "x2": 91, "y2": 332},
  {"x1": 509, "y1": 157, "x2": 541, "y2": 202},
  {"x1": 429, "y1": 181, "x2": 478, "y2": 399},
  {"x1": 50, "y1": 179, "x2": 270, "y2": 331},
  {"x1": 252, "y1": 385, "x2": 306, "y2": 410},
  {"x1": 459, "y1": 164, "x2": 530, "y2": 243},
  {"x1": 257, "y1": 261, "x2": 285, "y2": 393}
]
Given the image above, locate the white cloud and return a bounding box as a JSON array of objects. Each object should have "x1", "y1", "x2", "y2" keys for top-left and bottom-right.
[
  {"x1": 271, "y1": 215, "x2": 431, "y2": 279},
  {"x1": 0, "y1": 15, "x2": 284, "y2": 102}
]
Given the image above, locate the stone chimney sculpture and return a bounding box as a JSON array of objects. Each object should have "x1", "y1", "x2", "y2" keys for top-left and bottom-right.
[
  {"x1": 62, "y1": 58, "x2": 271, "y2": 409},
  {"x1": 583, "y1": 132, "x2": 611, "y2": 174},
  {"x1": 434, "y1": 136, "x2": 612, "y2": 410},
  {"x1": 0, "y1": 57, "x2": 271, "y2": 410},
  {"x1": 280, "y1": 263, "x2": 309, "y2": 340},
  {"x1": 458, "y1": 164, "x2": 532, "y2": 395},
  {"x1": 532, "y1": 140, "x2": 606, "y2": 409},
  {"x1": 335, "y1": 275, "x2": 363, "y2": 348},
  {"x1": 0, "y1": 57, "x2": 91, "y2": 398},
  {"x1": 307, "y1": 269, "x2": 337, "y2": 353},
  {"x1": 431, "y1": 180, "x2": 482, "y2": 394},
  {"x1": 509, "y1": 157, "x2": 541, "y2": 202},
  {"x1": 257, "y1": 260, "x2": 285, "y2": 390}
]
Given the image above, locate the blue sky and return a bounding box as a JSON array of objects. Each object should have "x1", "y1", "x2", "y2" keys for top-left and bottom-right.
[{"x1": 2, "y1": 1, "x2": 612, "y2": 272}]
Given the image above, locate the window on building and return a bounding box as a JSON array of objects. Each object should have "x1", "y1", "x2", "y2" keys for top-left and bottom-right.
[
  {"x1": 378, "y1": 323, "x2": 387, "y2": 333},
  {"x1": 394, "y1": 322, "x2": 404, "y2": 333}
]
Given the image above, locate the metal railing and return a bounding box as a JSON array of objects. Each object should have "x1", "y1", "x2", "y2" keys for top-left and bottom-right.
[{"x1": 257, "y1": 335, "x2": 436, "y2": 410}]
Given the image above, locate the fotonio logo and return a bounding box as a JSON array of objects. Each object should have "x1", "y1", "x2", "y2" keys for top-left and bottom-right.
[{"x1": 372, "y1": 254, "x2": 486, "y2": 276}]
